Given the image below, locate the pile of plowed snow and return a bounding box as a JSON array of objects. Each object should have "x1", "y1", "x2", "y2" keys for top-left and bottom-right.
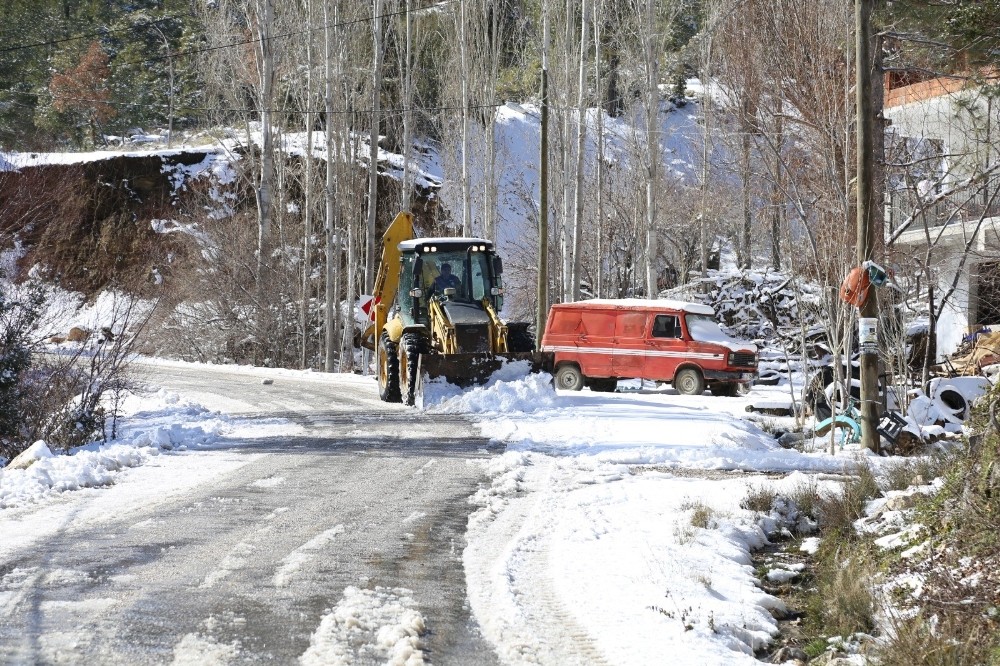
[{"x1": 422, "y1": 362, "x2": 557, "y2": 414}]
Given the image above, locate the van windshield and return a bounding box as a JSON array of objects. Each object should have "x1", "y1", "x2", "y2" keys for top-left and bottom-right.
[{"x1": 685, "y1": 314, "x2": 742, "y2": 346}]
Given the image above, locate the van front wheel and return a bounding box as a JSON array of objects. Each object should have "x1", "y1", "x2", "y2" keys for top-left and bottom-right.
[
  {"x1": 674, "y1": 368, "x2": 705, "y2": 396},
  {"x1": 555, "y1": 365, "x2": 585, "y2": 391}
]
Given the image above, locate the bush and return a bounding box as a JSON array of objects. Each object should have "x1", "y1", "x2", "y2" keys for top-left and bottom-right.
[
  {"x1": 0, "y1": 284, "x2": 146, "y2": 463},
  {"x1": 878, "y1": 613, "x2": 997, "y2": 666},
  {"x1": 0, "y1": 282, "x2": 44, "y2": 460}
]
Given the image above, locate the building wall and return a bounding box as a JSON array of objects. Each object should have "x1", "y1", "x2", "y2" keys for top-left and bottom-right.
[{"x1": 885, "y1": 77, "x2": 1000, "y2": 360}]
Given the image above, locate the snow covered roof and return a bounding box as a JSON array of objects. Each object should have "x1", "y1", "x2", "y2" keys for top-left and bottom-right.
[
  {"x1": 399, "y1": 237, "x2": 493, "y2": 251},
  {"x1": 557, "y1": 298, "x2": 716, "y2": 315}
]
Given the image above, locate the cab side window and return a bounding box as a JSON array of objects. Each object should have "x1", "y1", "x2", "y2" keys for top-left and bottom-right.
[{"x1": 652, "y1": 314, "x2": 680, "y2": 339}]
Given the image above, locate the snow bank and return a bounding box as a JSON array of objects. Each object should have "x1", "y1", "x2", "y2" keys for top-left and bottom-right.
[{"x1": 0, "y1": 387, "x2": 288, "y2": 510}]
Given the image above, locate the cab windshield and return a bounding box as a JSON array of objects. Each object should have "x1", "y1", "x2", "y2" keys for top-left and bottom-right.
[
  {"x1": 398, "y1": 249, "x2": 499, "y2": 325},
  {"x1": 420, "y1": 250, "x2": 493, "y2": 303}
]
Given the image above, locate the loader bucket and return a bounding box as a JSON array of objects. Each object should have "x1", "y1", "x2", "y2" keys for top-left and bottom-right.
[{"x1": 414, "y1": 352, "x2": 552, "y2": 408}]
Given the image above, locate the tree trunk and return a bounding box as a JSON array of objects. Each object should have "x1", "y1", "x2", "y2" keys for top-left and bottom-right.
[
  {"x1": 366, "y1": 0, "x2": 385, "y2": 295},
  {"x1": 571, "y1": 0, "x2": 590, "y2": 301},
  {"x1": 301, "y1": 0, "x2": 314, "y2": 369},
  {"x1": 459, "y1": 0, "x2": 472, "y2": 236},
  {"x1": 323, "y1": 0, "x2": 341, "y2": 372},
  {"x1": 644, "y1": 0, "x2": 658, "y2": 298},
  {"x1": 741, "y1": 129, "x2": 752, "y2": 269},
  {"x1": 255, "y1": 0, "x2": 275, "y2": 286},
  {"x1": 770, "y1": 113, "x2": 783, "y2": 270},
  {"x1": 401, "y1": 0, "x2": 413, "y2": 212},
  {"x1": 594, "y1": 1, "x2": 604, "y2": 299},
  {"x1": 536, "y1": 2, "x2": 550, "y2": 347}
]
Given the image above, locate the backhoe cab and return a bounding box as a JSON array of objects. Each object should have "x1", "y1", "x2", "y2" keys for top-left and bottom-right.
[{"x1": 361, "y1": 212, "x2": 544, "y2": 406}]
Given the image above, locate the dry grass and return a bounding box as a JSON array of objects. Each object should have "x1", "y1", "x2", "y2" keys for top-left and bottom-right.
[
  {"x1": 740, "y1": 483, "x2": 778, "y2": 513},
  {"x1": 682, "y1": 500, "x2": 716, "y2": 529},
  {"x1": 806, "y1": 546, "x2": 876, "y2": 638},
  {"x1": 881, "y1": 455, "x2": 950, "y2": 492},
  {"x1": 788, "y1": 478, "x2": 822, "y2": 521},
  {"x1": 878, "y1": 612, "x2": 999, "y2": 666},
  {"x1": 816, "y1": 463, "x2": 880, "y2": 537}
]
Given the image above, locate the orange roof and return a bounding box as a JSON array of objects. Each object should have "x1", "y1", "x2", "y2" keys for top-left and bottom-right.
[{"x1": 885, "y1": 68, "x2": 1000, "y2": 108}]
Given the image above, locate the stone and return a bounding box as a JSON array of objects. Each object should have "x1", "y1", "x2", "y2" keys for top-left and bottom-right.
[
  {"x1": 885, "y1": 494, "x2": 918, "y2": 511},
  {"x1": 67, "y1": 326, "x2": 90, "y2": 342},
  {"x1": 771, "y1": 646, "x2": 809, "y2": 663}
]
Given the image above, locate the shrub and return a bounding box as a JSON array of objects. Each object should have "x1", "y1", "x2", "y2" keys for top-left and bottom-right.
[
  {"x1": 0, "y1": 281, "x2": 44, "y2": 460},
  {"x1": 1, "y1": 285, "x2": 147, "y2": 462}
]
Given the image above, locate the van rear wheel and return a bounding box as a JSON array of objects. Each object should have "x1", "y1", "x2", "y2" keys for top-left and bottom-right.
[
  {"x1": 709, "y1": 383, "x2": 738, "y2": 397},
  {"x1": 588, "y1": 378, "x2": 617, "y2": 393},
  {"x1": 555, "y1": 365, "x2": 585, "y2": 391},
  {"x1": 674, "y1": 368, "x2": 705, "y2": 396}
]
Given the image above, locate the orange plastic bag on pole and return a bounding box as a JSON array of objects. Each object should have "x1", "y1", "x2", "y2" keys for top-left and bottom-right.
[{"x1": 839, "y1": 267, "x2": 871, "y2": 308}]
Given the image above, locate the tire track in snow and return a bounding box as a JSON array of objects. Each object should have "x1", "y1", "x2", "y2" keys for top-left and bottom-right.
[{"x1": 467, "y1": 456, "x2": 611, "y2": 665}]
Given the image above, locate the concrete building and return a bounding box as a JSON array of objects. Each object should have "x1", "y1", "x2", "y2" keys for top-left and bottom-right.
[{"x1": 884, "y1": 71, "x2": 1000, "y2": 359}]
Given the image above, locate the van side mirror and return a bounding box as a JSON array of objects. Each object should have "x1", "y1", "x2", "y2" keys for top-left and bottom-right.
[{"x1": 493, "y1": 256, "x2": 503, "y2": 275}]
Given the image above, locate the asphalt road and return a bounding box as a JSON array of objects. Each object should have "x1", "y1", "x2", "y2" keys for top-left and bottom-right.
[{"x1": 0, "y1": 362, "x2": 503, "y2": 665}]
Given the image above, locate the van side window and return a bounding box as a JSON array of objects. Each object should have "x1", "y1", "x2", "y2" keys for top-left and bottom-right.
[
  {"x1": 550, "y1": 312, "x2": 580, "y2": 334},
  {"x1": 616, "y1": 312, "x2": 647, "y2": 338},
  {"x1": 580, "y1": 311, "x2": 615, "y2": 336},
  {"x1": 652, "y1": 314, "x2": 680, "y2": 338}
]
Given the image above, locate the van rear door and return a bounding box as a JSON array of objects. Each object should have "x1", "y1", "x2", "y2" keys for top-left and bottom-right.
[
  {"x1": 611, "y1": 310, "x2": 647, "y2": 379},
  {"x1": 644, "y1": 313, "x2": 685, "y2": 381},
  {"x1": 577, "y1": 308, "x2": 616, "y2": 376},
  {"x1": 544, "y1": 306, "x2": 616, "y2": 377}
]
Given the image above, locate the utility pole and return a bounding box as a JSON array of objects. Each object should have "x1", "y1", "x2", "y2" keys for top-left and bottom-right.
[
  {"x1": 536, "y1": 4, "x2": 550, "y2": 348},
  {"x1": 856, "y1": 0, "x2": 879, "y2": 452}
]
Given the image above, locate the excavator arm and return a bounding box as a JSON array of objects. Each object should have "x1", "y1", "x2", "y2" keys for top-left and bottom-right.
[{"x1": 360, "y1": 211, "x2": 415, "y2": 351}]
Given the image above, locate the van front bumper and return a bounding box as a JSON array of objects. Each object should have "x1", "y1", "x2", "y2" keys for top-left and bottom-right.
[{"x1": 704, "y1": 369, "x2": 757, "y2": 382}]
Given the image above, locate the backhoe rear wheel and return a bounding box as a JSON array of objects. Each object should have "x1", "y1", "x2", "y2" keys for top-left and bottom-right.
[
  {"x1": 399, "y1": 332, "x2": 426, "y2": 406},
  {"x1": 378, "y1": 332, "x2": 401, "y2": 403}
]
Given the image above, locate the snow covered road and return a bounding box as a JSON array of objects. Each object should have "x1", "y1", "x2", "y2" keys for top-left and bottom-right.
[
  {"x1": 1, "y1": 361, "x2": 876, "y2": 665},
  {"x1": 0, "y1": 361, "x2": 502, "y2": 665}
]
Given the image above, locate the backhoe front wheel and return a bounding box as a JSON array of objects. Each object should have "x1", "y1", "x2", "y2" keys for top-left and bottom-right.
[
  {"x1": 554, "y1": 364, "x2": 585, "y2": 391},
  {"x1": 674, "y1": 368, "x2": 705, "y2": 396},
  {"x1": 378, "y1": 332, "x2": 401, "y2": 403},
  {"x1": 399, "y1": 332, "x2": 426, "y2": 406}
]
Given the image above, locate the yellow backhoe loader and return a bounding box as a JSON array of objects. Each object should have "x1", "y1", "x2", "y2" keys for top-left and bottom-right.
[{"x1": 360, "y1": 211, "x2": 548, "y2": 405}]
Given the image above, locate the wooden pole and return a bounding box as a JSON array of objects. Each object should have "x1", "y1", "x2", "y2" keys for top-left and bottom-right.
[
  {"x1": 537, "y1": 4, "x2": 550, "y2": 348},
  {"x1": 856, "y1": 0, "x2": 879, "y2": 451}
]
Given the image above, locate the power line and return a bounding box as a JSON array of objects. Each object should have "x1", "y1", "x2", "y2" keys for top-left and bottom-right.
[
  {"x1": 0, "y1": 13, "x2": 190, "y2": 56},
  {"x1": 0, "y1": 87, "x2": 512, "y2": 118}
]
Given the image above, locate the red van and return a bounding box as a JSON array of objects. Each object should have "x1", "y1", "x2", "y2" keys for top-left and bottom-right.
[{"x1": 540, "y1": 299, "x2": 757, "y2": 396}]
